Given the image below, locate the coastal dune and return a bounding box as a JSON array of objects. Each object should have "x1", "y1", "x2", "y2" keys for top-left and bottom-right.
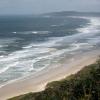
[{"x1": 0, "y1": 50, "x2": 99, "y2": 100}]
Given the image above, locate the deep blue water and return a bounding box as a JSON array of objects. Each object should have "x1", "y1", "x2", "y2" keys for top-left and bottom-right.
[{"x1": 0, "y1": 16, "x2": 88, "y2": 54}]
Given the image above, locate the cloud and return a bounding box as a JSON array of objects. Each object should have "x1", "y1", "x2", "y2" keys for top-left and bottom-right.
[{"x1": 0, "y1": 0, "x2": 99, "y2": 15}]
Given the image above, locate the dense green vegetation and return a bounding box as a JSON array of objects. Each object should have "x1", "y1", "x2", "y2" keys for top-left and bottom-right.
[{"x1": 9, "y1": 59, "x2": 100, "y2": 100}]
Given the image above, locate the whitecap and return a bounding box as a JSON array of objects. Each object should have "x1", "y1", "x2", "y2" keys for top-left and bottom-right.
[
  {"x1": 32, "y1": 31, "x2": 38, "y2": 34},
  {"x1": 12, "y1": 32, "x2": 17, "y2": 34},
  {"x1": 51, "y1": 25, "x2": 59, "y2": 27},
  {"x1": 76, "y1": 17, "x2": 100, "y2": 34},
  {"x1": 0, "y1": 45, "x2": 3, "y2": 48}
]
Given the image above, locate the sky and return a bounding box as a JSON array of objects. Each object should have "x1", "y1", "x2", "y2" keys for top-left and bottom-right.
[{"x1": 0, "y1": 0, "x2": 100, "y2": 15}]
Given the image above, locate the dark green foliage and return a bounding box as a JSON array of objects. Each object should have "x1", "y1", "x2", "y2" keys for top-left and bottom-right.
[{"x1": 9, "y1": 59, "x2": 100, "y2": 100}]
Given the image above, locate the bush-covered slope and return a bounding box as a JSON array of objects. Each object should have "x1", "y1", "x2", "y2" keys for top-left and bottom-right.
[{"x1": 9, "y1": 59, "x2": 100, "y2": 100}]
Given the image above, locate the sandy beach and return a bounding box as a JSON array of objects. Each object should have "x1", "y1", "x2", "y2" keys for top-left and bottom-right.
[{"x1": 0, "y1": 50, "x2": 99, "y2": 100}]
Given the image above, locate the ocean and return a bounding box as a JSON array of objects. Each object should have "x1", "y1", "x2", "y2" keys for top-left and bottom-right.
[{"x1": 0, "y1": 14, "x2": 100, "y2": 87}]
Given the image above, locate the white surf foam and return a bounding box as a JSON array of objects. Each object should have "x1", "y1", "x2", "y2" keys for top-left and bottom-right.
[
  {"x1": 14, "y1": 31, "x2": 51, "y2": 35},
  {"x1": 32, "y1": 31, "x2": 38, "y2": 34},
  {"x1": 0, "y1": 33, "x2": 83, "y2": 76},
  {"x1": 76, "y1": 17, "x2": 100, "y2": 34},
  {"x1": 0, "y1": 36, "x2": 65, "y2": 74},
  {"x1": 0, "y1": 45, "x2": 3, "y2": 48},
  {"x1": 32, "y1": 31, "x2": 50, "y2": 34},
  {"x1": 0, "y1": 67, "x2": 10, "y2": 74},
  {"x1": 88, "y1": 37, "x2": 100, "y2": 45},
  {"x1": 0, "y1": 16, "x2": 100, "y2": 88},
  {"x1": 12, "y1": 32, "x2": 17, "y2": 34}
]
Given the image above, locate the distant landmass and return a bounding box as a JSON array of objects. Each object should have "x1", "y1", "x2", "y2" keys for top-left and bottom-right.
[{"x1": 42, "y1": 11, "x2": 100, "y2": 17}]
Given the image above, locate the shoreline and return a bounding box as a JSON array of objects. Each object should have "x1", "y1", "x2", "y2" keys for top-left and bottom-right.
[{"x1": 0, "y1": 50, "x2": 99, "y2": 100}]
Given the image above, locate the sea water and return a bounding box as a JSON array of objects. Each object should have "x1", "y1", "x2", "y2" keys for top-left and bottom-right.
[{"x1": 0, "y1": 14, "x2": 100, "y2": 87}]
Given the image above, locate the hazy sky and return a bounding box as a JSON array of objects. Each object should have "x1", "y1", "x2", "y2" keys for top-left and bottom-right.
[{"x1": 0, "y1": 0, "x2": 100, "y2": 15}]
